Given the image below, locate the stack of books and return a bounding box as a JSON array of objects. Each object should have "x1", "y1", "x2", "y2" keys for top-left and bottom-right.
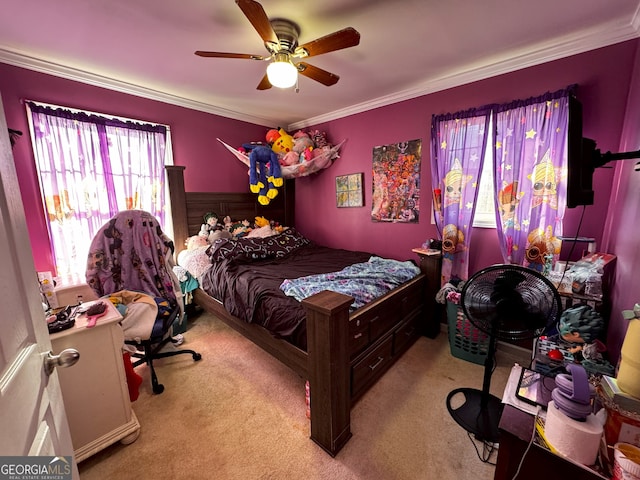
[{"x1": 599, "y1": 375, "x2": 640, "y2": 414}]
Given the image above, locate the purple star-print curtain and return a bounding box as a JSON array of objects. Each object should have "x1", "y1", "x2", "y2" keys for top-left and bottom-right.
[
  {"x1": 493, "y1": 86, "x2": 573, "y2": 271},
  {"x1": 431, "y1": 107, "x2": 491, "y2": 284}
]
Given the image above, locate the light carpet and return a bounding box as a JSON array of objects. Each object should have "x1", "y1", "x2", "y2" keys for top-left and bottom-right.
[{"x1": 78, "y1": 310, "x2": 529, "y2": 480}]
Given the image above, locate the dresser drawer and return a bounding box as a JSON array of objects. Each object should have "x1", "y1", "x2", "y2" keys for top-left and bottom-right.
[
  {"x1": 351, "y1": 335, "x2": 393, "y2": 398},
  {"x1": 393, "y1": 315, "x2": 419, "y2": 356},
  {"x1": 349, "y1": 315, "x2": 370, "y2": 357},
  {"x1": 399, "y1": 282, "x2": 423, "y2": 318},
  {"x1": 365, "y1": 299, "x2": 399, "y2": 342}
]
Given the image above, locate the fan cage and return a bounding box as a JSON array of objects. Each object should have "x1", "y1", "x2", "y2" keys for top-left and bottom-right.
[
  {"x1": 461, "y1": 264, "x2": 562, "y2": 342},
  {"x1": 446, "y1": 301, "x2": 490, "y2": 365}
]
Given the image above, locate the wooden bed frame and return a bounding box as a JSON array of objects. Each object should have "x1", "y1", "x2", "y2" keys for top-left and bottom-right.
[{"x1": 166, "y1": 165, "x2": 440, "y2": 456}]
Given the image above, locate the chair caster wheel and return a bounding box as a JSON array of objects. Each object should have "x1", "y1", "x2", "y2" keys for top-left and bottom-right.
[
  {"x1": 193, "y1": 353, "x2": 202, "y2": 361},
  {"x1": 153, "y1": 383, "x2": 165, "y2": 394}
]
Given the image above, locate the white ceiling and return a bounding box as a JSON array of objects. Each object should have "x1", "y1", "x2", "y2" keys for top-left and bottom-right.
[{"x1": 1, "y1": 0, "x2": 639, "y2": 129}]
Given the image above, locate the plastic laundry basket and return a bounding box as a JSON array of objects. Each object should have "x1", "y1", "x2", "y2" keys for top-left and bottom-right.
[{"x1": 446, "y1": 301, "x2": 489, "y2": 365}]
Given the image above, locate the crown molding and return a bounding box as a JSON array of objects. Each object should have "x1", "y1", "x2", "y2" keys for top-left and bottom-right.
[
  {"x1": 288, "y1": 15, "x2": 640, "y2": 130},
  {"x1": 0, "y1": 48, "x2": 276, "y2": 127}
]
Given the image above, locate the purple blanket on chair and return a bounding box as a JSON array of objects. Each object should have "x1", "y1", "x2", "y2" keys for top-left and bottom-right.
[{"x1": 86, "y1": 210, "x2": 178, "y2": 304}]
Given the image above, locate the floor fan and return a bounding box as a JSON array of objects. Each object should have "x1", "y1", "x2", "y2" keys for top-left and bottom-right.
[{"x1": 446, "y1": 264, "x2": 562, "y2": 444}]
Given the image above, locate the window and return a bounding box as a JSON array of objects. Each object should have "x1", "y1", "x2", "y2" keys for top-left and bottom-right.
[
  {"x1": 473, "y1": 114, "x2": 496, "y2": 228},
  {"x1": 27, "y1": 102, "x2": 173, "y2": 285}
]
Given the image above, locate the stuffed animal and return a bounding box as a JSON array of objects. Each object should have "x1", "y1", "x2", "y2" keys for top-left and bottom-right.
[
  {"x1": 254, "y1": 216, "x2": 270, "y2": 228},
  {"x1": 280, "y1": 151, "x2": 301, "y2": 166},
  {"x1": 198, "y1": 212, "x2": 223, "y2": 238},
  {"x1": 186, "y1": 235, "x2": 208, "y2": 250},
  {"x1": 249, "y1": 145, "x2": 283, "y2": 205},
  {"x1": 267, "y1": 128, "x2": 294, "y2": 156},
  {"x1": 309, "y1": 129, "x2": 329, "y2": 148},
  {"x1": 207, "y1": 229, "x2": 232, "y2": 244},
  {"x1": 230, "y1": 220, "x2": 251, "y2": 238},
  {"x1": 292, "y1": 130, "x2": 314, "y2": 153}
]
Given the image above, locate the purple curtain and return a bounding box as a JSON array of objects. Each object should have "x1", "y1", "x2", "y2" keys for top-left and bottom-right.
[
  {"x1": 27, "y1": 102, "x2": 168, "y2": 282},
  {"x1": 431, "y1": 108, "x2": 491, "y2": 284},
  {"x1": 493, "y1": 87, "x2": 573, "y2": 271}
]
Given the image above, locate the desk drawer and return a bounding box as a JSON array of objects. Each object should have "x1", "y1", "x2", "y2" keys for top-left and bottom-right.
[{"x1": 351, "y1": 335, "x2": 393, "y2": 398}]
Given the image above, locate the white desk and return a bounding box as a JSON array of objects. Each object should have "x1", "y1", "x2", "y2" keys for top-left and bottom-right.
[{"x1": 50, "y1": 300, "x2": 140, "y2": 462}]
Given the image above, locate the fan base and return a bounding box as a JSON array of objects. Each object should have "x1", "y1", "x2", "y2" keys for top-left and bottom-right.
[{"x1": 446, "y1": 387, "x2": 504, "y2": 443}]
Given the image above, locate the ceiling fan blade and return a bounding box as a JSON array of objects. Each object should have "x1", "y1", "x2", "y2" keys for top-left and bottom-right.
[
  {"x1": 296, "y1": 27, "x2": 360, "y2": 58},
  {"x1": 235, "y1": 0, "x2": 279, "y2": 46},
  {"x1": 256, "y1": 74, "x2": 272, "y2": 90},
  {"x1": 195, "y1": 51, "x2": 265, "y2": 60},
  {"x1": 297, "y1": 62, "x2": 339, "y2": 86}
]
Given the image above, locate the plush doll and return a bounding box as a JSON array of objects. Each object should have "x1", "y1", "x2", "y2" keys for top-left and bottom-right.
[
  {"x1": 249, "y1": 145, "x2": 283, "y2": 205},
  {"x1": 266, "y1": 128, "x2": 294, "y2": 156},
  {"x1": 230, "y1": 220, "x2": 251, "y2": 238}
]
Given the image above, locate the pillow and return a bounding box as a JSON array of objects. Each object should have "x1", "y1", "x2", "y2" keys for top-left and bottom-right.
[
  {"x1": 209, "y1": 228, "x2": 310, "y2": 263},
  {"x1": 177, "y1": 245, "x2": 212, "y2": 280}
]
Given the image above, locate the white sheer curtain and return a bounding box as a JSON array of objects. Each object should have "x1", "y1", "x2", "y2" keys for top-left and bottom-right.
[{"x1": 27, "y1": 102, "x2": 173, "y2": 284}]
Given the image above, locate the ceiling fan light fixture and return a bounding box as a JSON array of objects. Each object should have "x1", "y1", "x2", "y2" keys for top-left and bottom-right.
[{"x1": 266, "y1": 54, "x2": 298, "y2": 88}]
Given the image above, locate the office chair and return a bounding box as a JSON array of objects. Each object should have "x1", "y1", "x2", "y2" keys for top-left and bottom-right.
[{"x1": 86, "y1": 210, "x2": 202, "y2": 394}]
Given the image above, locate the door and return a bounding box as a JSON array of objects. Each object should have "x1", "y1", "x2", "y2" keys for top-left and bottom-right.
[{"x1": 0, "y1": 97, "x2": 78, "y2": 478}]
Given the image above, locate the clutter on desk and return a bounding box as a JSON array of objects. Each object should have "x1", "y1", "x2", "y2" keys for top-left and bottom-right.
[{"x1": 46, "y1": 304, "x2": 78, "y2": 333}]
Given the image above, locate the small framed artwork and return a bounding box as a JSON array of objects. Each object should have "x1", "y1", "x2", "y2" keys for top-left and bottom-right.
[{"x1": 336, "y1": 172, "x2": 364, "y2": 208}]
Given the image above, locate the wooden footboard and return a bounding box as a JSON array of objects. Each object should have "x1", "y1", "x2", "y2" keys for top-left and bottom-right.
[{"x1": 166, "y1": 165, "x2": 434, "y2": 456}]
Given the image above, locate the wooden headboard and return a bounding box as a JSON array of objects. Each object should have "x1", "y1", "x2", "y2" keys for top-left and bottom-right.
[{"x1": 166, "y1": 165, "x2": 295, "y2": 251}]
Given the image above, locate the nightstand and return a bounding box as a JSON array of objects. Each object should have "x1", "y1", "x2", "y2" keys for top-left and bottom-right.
[
  {"x1": 412, "y1": 248, "x2": 443, "y2": 338},
  {"x1": 49, "y1": 300, "x2": 140, "y2": 462}
]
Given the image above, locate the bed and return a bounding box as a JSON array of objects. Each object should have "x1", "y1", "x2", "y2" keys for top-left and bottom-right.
[{"x1": 166, "y1": 165, "x2": 441, "y2": 456}]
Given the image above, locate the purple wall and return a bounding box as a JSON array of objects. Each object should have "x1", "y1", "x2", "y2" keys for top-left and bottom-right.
[{"x1": 1, "y1": 39, "x2": 639, "y2": 360}]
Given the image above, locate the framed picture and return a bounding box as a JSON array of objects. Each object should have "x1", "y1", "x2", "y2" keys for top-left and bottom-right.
[{"x1": 336, "y1": 172, "x2": 364, "y2": 208}]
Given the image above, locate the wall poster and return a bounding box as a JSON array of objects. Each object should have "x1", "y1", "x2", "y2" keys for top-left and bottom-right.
[{"x1": 371, "y1": 139, "x2": 421, "y2": 223}]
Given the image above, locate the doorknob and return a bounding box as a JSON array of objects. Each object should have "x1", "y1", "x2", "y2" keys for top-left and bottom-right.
[{"x1": 44, "y1": 349, "x2": 80, "y2": 376}]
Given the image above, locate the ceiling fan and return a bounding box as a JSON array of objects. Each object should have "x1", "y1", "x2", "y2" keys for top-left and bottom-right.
[{"x1": 195, "y1": 0, "x2": 361, "y2": 90}]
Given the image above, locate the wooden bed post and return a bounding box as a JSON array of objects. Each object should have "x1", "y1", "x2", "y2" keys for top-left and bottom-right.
[
  {"x1": 166, "y1": 165, "x2": 188, "y2": 255},
  {"x1": 302, "y1": 290, "x2": 354, "y2": 457}
]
